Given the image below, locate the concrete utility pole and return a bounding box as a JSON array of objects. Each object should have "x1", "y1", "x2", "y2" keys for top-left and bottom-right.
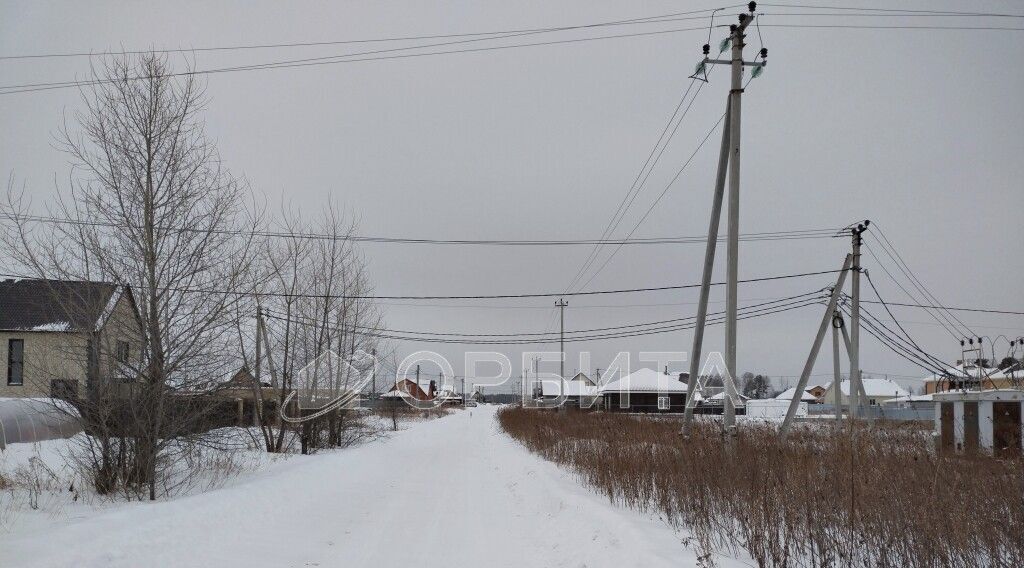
[
  {"x1": 681, "y1": 2, "x2": 765, "y2": 435},
  {"x1": 556, "y1": 298, "x2": 568, "y2": 380},
  {"x1": 850, "y1": 222, "x2": 868, "y2": 418},
  {"x1": 779, "y1": 255, "x2": 854, "y2": 436},
  {"x1": 722, "y1": 10, "x2": 752, "y2": 431},
  {"x1": 832, "y1": 311, "x2": 843, "y2": 424}
]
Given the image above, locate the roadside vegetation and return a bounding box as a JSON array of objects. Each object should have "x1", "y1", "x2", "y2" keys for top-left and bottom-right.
[{"x1": 498, "y1": 407, "x2": 1023, "y2": 567}]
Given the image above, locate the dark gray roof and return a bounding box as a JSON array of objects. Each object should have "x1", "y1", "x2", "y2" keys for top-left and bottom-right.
[{"x1": 0, "y1": 278, "x2": 121, "y2": 332}]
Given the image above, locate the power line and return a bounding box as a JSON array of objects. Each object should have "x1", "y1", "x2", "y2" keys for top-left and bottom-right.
[
  {"x1": 839, "y1": 303, "x2": 944, "y2": 376},
  {"x1": 563, "y1": 76, "x2": 702, "y2": 293},
  {"x1": 848, "y1": 293, "x2": 952, "y2": 373},
  {"x1": 266, "y1": 290, "x2": 824, "y2": 338},
  {"x1": 576, "y1": 75, "x2": 761, "y2": 291},
  {"x1": 868, "y1": 224, "x2": 976, "y2": 335},
  {"x1": 857, "y1": 299, "x2": 1024, "y2": 317},
  {"x1": 0, "y1": 23, "x2": 725, "y2": 96},
  {"x1": 0, "y1": 268, "x2": 846, "y2": 301},
  {"x1": 0, "y1": 7, "x2": 742, "y2": 61},
  {"x1": 264, "y1": 295, "x2": 824, "y2": 344},
  {"x1": 757, "y1": 3, "x2": 1024, "y2": 17},
  {"x1": 0, "y1": 213, "x2": 841, "y2": 246},
  {"x1": 757, "y1": 24, "x2": 1024, "y2": 31},
  {"x1": 575, "y1": 109, "x2": 727, "y2": 292},
  {"x1": 4, "y1": 4, "x2": 1017, "y2": 63},
  {"x1": 862, "y1": 238, "x2": 964, "y2": 340}
]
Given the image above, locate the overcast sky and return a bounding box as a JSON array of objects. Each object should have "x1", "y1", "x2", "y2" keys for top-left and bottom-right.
[{"x1": 2, "y1": 1, "x2": 1022, "y2": 392}]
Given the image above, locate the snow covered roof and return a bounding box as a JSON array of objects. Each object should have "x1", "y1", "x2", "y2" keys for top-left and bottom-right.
[
  {"x1": 0, "y1": 278, "x2": 131, "y2": 333},
  {"x1": 541, "y1": 380, "x2": 598, "y2": 397},
  {"x1": 774, "y1": 387, "x2": 816, "y2": 402},
  {"x1": 598, "y1": 368, "x2": 688, "y2": 394},
  {"x1": 883, "y1": 393, "x2": 934, "y2": 405},
  {"x1": 834, "y1": 378, "x2": 909, "y2": 398},
  {"x1": 568, "y1": 372, "x2": 596, "y2": 385},
  {"x1": 708, "y1": 391, "x2": 748, "y2": 401}
]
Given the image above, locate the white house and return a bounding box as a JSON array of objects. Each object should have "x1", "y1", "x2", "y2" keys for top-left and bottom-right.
[
  {"x1": 774, "y1": 387, "x2": 816, "y2": 403},
  {"x1": 539, "y1": 379, "x2": 598, "y2": 408},
  {"x1": 821, "y1": 378, "x2": 909, "y2": 406}
]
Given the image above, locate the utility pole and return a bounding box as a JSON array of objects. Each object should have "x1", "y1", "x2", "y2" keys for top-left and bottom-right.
[
  {"x1": 681, "y1": 2, "x2": 765, "y2": 435},
  {"x1": 722, "y1": 9, "x2": 754, "y2": 432},
  {"x1": 780, "y1": 256, "x2": 854, "y2": 436},
  {"x1": 850, "y1": 221, "x2": 869, "y2": 419},
  {"x1": 832, "y1": 311, "x2": 843, "y2": 424},
  {"x1": 371, "y1": 347, "x2": 377, "y2": 397},
  {"x1": 556, "y1": 298, "x2": 568, "y2": 380}
]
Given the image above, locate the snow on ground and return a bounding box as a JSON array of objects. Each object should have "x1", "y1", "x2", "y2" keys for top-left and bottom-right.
[{"x1": 1, "y1": 406, "x2": 747, "y2": 568}]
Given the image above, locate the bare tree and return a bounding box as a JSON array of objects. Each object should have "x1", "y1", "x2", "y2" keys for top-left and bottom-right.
[
  {"x1": 2, "y1": 54, "x2": 259, "y2": 500},
  {"x1": 238, "y1": 204, "x2": 386, "y2": 454}
]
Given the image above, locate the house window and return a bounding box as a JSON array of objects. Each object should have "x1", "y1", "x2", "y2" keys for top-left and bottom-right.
[
  {"x1": 657, "y1": 396, "x2": 670, "y2": 410},
  {"x1": 7, "y1": 339, "x2": 24, "y2": 386},
  {"x1": 116, "y1": 341, "x2": 130, "y2": 364}
]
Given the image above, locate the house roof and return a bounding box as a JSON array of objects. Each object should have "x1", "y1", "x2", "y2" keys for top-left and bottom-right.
[
  {"x1": 0, "y1": 278, "x2": 128, "y2": 333},
  {"x1": 883, "y1": 393, "x2": 935, "y2": 405},
  {"x1": 388, "y1": 378, "x2": 435, "y2": 398},
  {"x1": 541, "y1": 380, "x2": 598, "y2": 397},
  {"x1": 832, "y1": 378, "x2": 909, "y2": 398},
  {"x1": 708, "y1": 391, "x2": 749, "y2": 401},
  {"x1": 598, "y1": 368, "x2": 688, "y2": 394},
  {"x1": 568, "y1": 372, "x2": 595, "y2": 385},
  {"x1": 774, "y1": 387, "x2": 817, "y2": 402}
]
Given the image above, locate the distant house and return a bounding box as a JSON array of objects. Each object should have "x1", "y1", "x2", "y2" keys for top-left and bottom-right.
[
  {"x1": 539, "y1": 379, "x2": 598, "y2": 408},
  {"x1": 821, "y1": 378, "x2": 909, "y2": 406},
  {"x1": 703, "y1": 391, "x2": 749, "y2": 406},
  {"x1": 382, "y1": 378, "x2": 436, "y2": 401},
  {"x1": 0, "y1": 278, "x2": 142, "y2": 401},
  {"x1": 774, "y1": 387, "x2": 816, "y2": 403},
  {"x1": 883, "y1": 393, "x2": 935, "y2": 411},
  {"x1": 567, "y1": 372, "x2": 596, "y2": 386},
  {"x1": 434, "y1": 384, "x2": 463, "y2": 405},
  {"x1": 807, "y1": 384, "x2": 828, "y2": 401},
  {"x1": 598, "y1": 368, "x2": 689, "y2": 412}
]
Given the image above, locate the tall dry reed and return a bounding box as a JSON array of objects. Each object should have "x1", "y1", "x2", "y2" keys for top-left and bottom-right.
[{"x1": 498, "y1": 407, "x2": 1023, "y2": 567}]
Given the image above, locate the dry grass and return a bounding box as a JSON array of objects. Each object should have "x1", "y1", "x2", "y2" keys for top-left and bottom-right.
[{"x1": 498, "y1": 407, "x2": 1024, "y2": 567}]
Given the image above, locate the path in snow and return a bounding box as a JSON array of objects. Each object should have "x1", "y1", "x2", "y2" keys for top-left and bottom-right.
[{"x1": 1, "y1": 406, "x2": 725, "y2": 568}]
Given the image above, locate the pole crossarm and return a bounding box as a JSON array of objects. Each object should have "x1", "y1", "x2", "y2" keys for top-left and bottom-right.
[{"x1": 703, "y1": 58, "x2": 766, "y2": 67}]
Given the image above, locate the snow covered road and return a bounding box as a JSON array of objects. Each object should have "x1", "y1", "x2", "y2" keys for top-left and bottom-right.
[{"x1": 1, "y1": 406, "x2": 720, "y2": 568}]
